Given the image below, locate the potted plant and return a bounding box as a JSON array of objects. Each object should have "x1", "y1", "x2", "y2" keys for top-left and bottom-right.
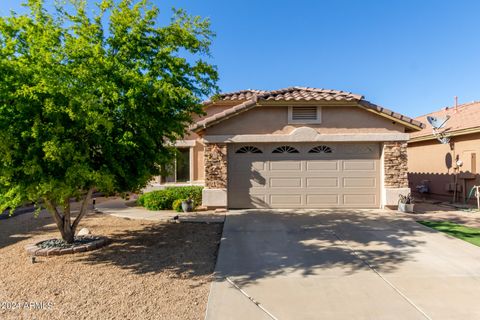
[
  {"x1": 181, "y1": 198, "x2": 194, "y2": 213},
  {"x1": 398, "y1": 193, "x2": 415, "y2": 213}
]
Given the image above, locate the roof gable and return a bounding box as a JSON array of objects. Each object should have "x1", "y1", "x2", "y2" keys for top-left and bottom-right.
[{"x1": 192, "y1": 87, "x2": 424, "y2": 132}]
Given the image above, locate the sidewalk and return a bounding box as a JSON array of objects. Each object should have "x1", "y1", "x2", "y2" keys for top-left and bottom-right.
[{"x1": 96, "y1": 197, "x2": 225, "y2": 223}]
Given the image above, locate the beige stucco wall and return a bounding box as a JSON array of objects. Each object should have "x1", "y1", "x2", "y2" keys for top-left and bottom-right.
[
  {"x1": 205, "y1": 105, "x2": 406, "y2": 136},
  {"x1": 161, "y1": 103, "x2": 411, "y2": 190},
  {"x1": 192, "y1": 103, "x2": 238, "y2": 122},
  {"x1": 408, "y1": 132, "x2": 480, "y2": 174},
  {"x1": 408, "y1": 140, "x2": 454, "y2": 174},
  {"x1": 193, "y1": 137, "x2": 205, "y2": 181},
  {"x1": 408, "y1": 132, "x2": 480, "y2": 202}
]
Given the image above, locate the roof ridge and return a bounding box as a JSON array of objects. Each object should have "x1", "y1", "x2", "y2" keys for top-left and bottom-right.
[
  {"x1": 218, "y1": 89, "x2": 265, "y2": 97},
  {"x1": 217, "y1": 86, "x2": 364, "y2": 100},
  {"x1": 297, "y1": 87, "x2": 364, "y2": 100}
]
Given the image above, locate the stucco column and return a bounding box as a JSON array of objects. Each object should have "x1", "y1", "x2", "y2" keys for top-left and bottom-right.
[
  {"x1": 383, "y1": 141, "x2": 410, "y2": 206},
  {"x1": 202, "y1": 143, "x2": 228, "y2": 207}
]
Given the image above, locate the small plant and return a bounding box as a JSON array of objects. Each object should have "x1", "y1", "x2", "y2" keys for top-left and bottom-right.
[
  {"x1": 172, "y1": 199, "x2": 185, "y2": 212},
  {"x1": 181, "y1": 198, "x2": 194, "y2": 212},
  {"x1": 398, "y1": 193, "x2": 415, "y2": 213},
  {"x1": 138, "y1": 186, "x2": 203, "y2": 211},
  {"x1": 398, "y1": 193, "x2": 414, "y2": 204}
]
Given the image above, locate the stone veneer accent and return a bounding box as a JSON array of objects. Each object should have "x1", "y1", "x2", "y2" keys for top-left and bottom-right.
[
  {"x1": 383, "y1": 141, "x2": 409, "y2": 188},
  {"x1": 205, "y1": 143, "x2": 227, "y2": 189}
]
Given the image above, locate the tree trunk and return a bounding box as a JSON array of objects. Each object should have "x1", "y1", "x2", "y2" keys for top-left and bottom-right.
[
  {"x1": 44, "y1": 188, "x2": 95, "y2": 244},
  {"x1": 61, "y1": 201, "x2": 75, "y2": 243},
  {"x1": 60, "y1": 218, "x2": 75, "y2": 243}
]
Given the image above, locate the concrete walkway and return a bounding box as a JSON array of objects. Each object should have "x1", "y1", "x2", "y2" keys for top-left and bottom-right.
[
  {"x1": 95, "y1": 197, "x2": 225, "y2": 223},
  {"x1": 206, "y1": 209, "x2": 480, "y2": 320}
]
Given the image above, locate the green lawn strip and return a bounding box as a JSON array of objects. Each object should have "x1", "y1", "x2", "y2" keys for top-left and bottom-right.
[{"x1": 418, "y1": 220, "x2": 480, "y2": 247}]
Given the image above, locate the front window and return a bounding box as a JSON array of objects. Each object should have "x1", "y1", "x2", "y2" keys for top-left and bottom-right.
[
  {"x1": 175, "y1": 148, "x2": 190, "y2": 182},
  {"x1": 163, "y1": 148, "x2": 191, "y2": 183}
]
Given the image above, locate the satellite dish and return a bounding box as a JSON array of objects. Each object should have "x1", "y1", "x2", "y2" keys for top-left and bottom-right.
[
  {"x1": 427, "y1": 115, "x2": 450, "y2": 129},
  {"x1": 427, "y1": 115, "x2": 451, "y2": 144}
]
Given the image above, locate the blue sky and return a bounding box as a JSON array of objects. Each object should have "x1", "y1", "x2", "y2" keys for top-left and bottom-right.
[{"x1": 2, "y1": 1, "x2": 479, "y2": 117}]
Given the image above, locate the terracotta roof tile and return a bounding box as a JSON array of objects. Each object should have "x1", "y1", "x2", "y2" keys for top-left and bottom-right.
[
  {"x1": 218, "y1": 89, "x2": 266, "y2": 101},
  {"x1": 410, "y1": 101, "x2": 480, "y2": 140},
  {"x1": 219, "y1": 87, "x2": 362, "y2": 102},
  {"x1": 191, "y1": 87, "x2": 424, "y2": 131}
]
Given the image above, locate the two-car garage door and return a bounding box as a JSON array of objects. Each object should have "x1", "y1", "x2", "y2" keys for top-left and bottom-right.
[{"x1": 228, "y1": 143, "x2": 380, "y2": 209}]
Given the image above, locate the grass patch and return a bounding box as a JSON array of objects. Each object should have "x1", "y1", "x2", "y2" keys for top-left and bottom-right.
[{"x1": 418, "y1": 220, "x2": 480, "y2": 247}]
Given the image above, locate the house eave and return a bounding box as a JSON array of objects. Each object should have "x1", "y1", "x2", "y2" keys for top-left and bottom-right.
[
  {"x1": 357, "y1": 100, "x2": 425, "y2": 131},
  {"x1": 203, "y1": 130, "x2": 410, "y2": 144}
]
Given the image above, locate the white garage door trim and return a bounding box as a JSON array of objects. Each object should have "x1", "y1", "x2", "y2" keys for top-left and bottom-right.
[{"x1": 228, "y1": 142, "x2": 380, "y2": 209}]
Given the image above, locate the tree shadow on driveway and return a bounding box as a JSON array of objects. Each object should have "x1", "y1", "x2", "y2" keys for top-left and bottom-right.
[{"x1": 214, "y1": 209, "x2": 434, "y2": 286}]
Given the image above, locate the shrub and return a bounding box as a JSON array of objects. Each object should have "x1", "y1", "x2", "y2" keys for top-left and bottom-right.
[
  {"x1": 138, "y1": 186, "x2": 203, "y2": 211},
  {"x1": 172, "y1": 199, "x2": 185, "y2": 212}
]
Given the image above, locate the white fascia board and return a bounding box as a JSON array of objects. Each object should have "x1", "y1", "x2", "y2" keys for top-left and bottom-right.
[{"x1": 174, "y1": 140, "x2": 196, "y2": 147}]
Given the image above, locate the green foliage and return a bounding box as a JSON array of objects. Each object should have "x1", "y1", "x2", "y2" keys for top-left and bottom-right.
[
  {"x1": 172, "y1": 199, "x2": 185, "y2": 212},
  {"x1": 138, "y1": 186, "x2": 203, "y2": 210},
  {"x1": 0, "y1": 0, "x2": 217, "y2": 224}
]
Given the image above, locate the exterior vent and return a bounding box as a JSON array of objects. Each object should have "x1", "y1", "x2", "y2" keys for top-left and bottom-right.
[
  {"x1": 288, "y1": 106, "x2": 321, "y2": 124},
  {"x1": 292, "y1": 106, "x2": 317, "y2": 120}
]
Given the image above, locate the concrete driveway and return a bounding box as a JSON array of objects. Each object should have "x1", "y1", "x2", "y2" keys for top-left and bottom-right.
[{"x1": 205, "y1": 209, "x2": 480, "y2": 320}]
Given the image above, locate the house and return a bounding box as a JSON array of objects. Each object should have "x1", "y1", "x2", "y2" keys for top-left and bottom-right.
[
  {"x1": 154, "y1": 87, "x2": 424, "y2": 209},
  {"x1": 408, "y1": 101, "x2": 480, "y2": 203}
]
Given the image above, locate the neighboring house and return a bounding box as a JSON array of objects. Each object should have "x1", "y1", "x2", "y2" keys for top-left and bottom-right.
[
  {"x1": 408, "y1": 101, "x2": 480, "y2": 203},
  {"x1": 152, "y1": 87, "x2": 424, "y2": 209}
]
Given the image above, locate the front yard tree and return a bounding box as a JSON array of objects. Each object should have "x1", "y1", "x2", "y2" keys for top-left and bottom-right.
[{"x1": 0, "y1": 0, "x2": 218, "y2": 243}]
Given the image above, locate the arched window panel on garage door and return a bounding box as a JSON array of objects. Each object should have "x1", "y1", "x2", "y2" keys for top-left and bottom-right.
[
  {"x1": 272, "y1": 146, "x2": 300, "y2": 154},
  {"x1": 308, "y1": 145, "x2": 333, "y2": 154},
  {"x1": 235, "y1": 146, "x2": 263, "y2": 154}
]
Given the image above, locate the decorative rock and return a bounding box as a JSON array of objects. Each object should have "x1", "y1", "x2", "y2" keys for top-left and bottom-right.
[
  {"x1": 77, "y1": 228, "x2": 91, "y2": 236},
  {"x1": 46, "y1": 249, "x2": 58, "y2": 256},
  {"x1": 59, "y1": 248, "x2": 73, "y2": 255},
  {"x1": 25, "y1": 244, "x2": 39, "y2": 255},
  {"x1": 36, "y1": 249, "x2": 48, "y2": 256},
  {"x1": 73, "y1": 246, "x2": 87, "y2": 253}
]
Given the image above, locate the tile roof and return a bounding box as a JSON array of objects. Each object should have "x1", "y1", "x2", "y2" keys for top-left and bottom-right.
[
  {"x1": 217, "y1": 89, "x2": 267, "y2": 101},
  {"x1": 410, "y1": 101, "x2": 480, "y2": 141},
  {"x1": 217, "y1": 87, "x2": 362, "y2": 102},
  {"x1": 192, "y1": 86, "x2": 424, "y2": 131}
]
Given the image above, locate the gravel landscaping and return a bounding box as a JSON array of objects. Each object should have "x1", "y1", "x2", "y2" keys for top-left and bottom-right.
[{"x1": 0, "y1": 210, "x2": 223, "y2": 320}]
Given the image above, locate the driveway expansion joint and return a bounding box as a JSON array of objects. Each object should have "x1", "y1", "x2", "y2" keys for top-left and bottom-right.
[
  {"x1": 331, "y1": 230, "x2": 433, "y2": 320},
  {"x1": 225, "y1": 277, "x2": 280, "y2": 320}
]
